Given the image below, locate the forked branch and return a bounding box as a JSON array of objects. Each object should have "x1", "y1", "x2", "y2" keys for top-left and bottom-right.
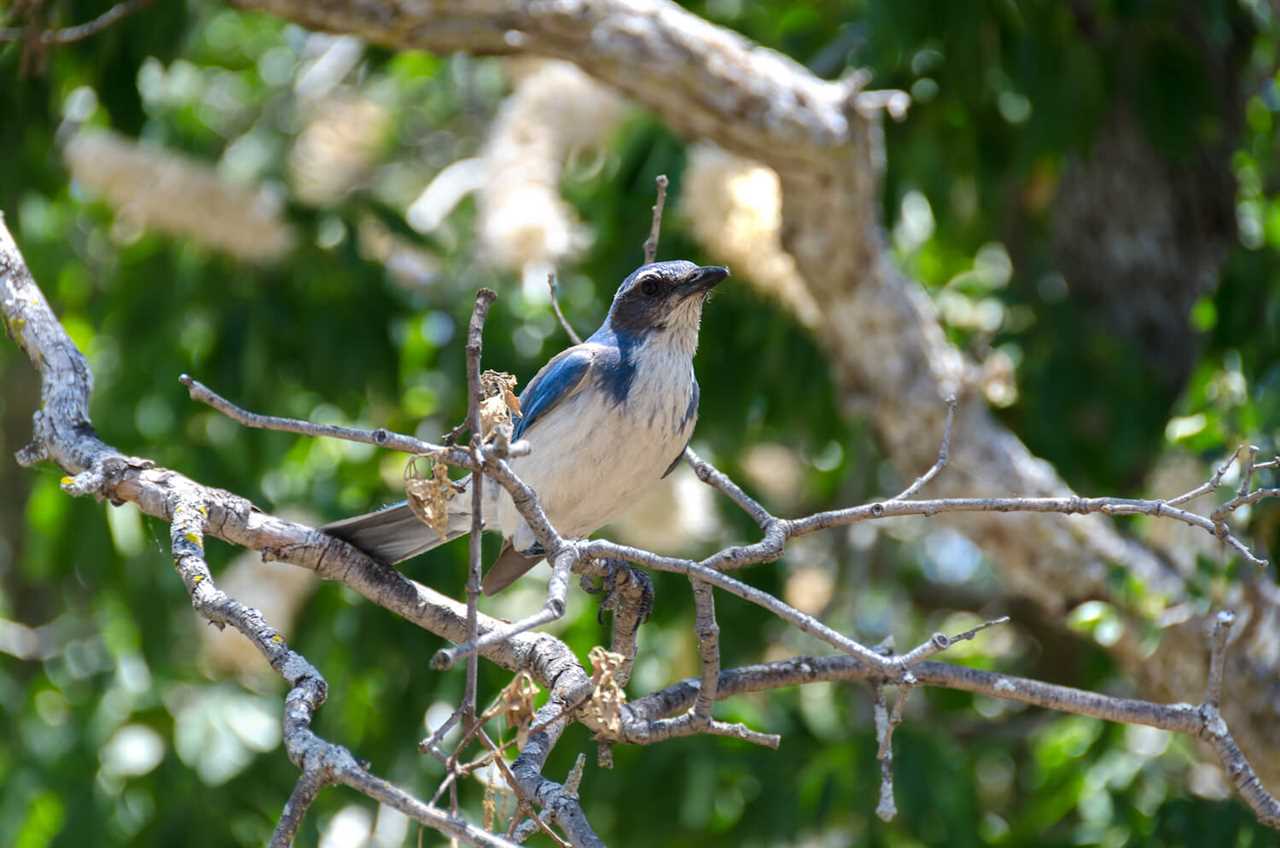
[{"x1": 5, "y1": 194, "x2": 1280, "y2": 842}]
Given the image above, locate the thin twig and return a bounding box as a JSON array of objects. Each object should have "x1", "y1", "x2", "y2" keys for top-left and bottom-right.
[
  {"x1": 642, "y1": 174, "x2": 669, "y2": 264},
  {"x1": 271, "y1": 773, "x2": 327, "y2": 848},
  {"x1": 463, "y1": 289, "x2": 499, "y2": 727},
  {"x1": 0, "y1": 0, "x2": 151, "y2": 44},
  {"x1": 1205, "y1": 610, "x2": 1235, "y2": 708},
  {"x1": 897, "y1": 615, "x2": 1010, "y2": 667},
  {"x1": 683, "y1": 447, "x2": 772, "y2": 527},
  {"x1": 547, "y1": 272, "x2": 583, "y2": 345},
  {"x1": 181, "y1": 374, "x2": 446, "y2": 456},
  {"x1": 434, "y1": 547, "x2": 575, "y2": 669},
  {"x1": 418, "y1": 704, "x2": 462, "y2": 761},
  {"x1": 415, "y1": 291, "x2": 500, "y2": 756},
  {"x1": 1167, "y1": 446, "x2": 1244, "y2": 507},
  {"x1": 1212, "y1": 446, "x2": 1271, "y2": 522},
  {"x1": 872, "y1": 684, "x2": 910, "y2": 822},
  {"x1": 788, "y1": 493, "x2": 1268, "y2": 567},
  {"x1": 1236, "y1": 446, "x2": 1259, "y2": 502},
  {"x1": 890, "y1": 394, "x2": 957, "y2": 501},
  {"x1": 1194, "y1": 610, "x2": 1280, "y2": 828}
]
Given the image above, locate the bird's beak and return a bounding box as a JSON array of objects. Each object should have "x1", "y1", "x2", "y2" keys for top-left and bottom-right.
[{"x1": 683, "y1": 265, "x2": 730, "y2": 294}]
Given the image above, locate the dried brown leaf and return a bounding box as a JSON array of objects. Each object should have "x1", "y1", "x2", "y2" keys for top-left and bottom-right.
[
  {"x1": 490, "y1": 671, "x2": 540, "y2": 749},
  {"x1": 587, "y1": 646, "x2": 627, "y2": 738},
  {"x1": 478, "y1": 370, "x2": 521, "y2": 439},
  {"x1": 404, "y1": 457, "x2": 462, "y2": 537}
]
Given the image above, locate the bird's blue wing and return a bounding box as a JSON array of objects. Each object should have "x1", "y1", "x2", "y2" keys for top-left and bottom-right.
[{"x1": 513, "y1": 346, "x2": 596, "y2": 439}]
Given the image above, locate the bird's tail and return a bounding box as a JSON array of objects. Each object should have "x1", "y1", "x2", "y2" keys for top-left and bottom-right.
[{"x1": 322, "y1": 501, "x2": 472, "y2": 565}]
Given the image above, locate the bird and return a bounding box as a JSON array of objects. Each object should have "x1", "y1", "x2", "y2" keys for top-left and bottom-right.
[{"x1": 323, "y1": 260, "x2": 729, "y2": 595}]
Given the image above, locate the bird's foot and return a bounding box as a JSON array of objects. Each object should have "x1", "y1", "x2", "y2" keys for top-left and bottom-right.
[{"x1": 583, "y1": 558, "x2": 655, "y2": 627}]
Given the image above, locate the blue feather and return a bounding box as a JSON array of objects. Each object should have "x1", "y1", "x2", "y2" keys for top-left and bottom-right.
[
  {"x1": 585, "y1": 324, "x2": 640, "y2": 406},
  {"x1": 513, "y1": 346, "x2": 594, "y2": 439}
]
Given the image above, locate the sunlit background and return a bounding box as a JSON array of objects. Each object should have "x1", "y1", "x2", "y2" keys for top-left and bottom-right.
[{"x1": 2, "y1": 1, "x2": 1279, "y2": 846}]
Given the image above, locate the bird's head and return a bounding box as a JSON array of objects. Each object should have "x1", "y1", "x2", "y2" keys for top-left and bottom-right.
[{"x1": 605, "y1": 260, "x2": 729, "y2": 347}]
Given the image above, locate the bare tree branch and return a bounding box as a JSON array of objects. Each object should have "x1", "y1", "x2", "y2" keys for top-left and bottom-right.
[
  {"x1": 464, "y1": 289, "x2": 499, "y2": 725},
  {"x1": 509, "y1": 700, "x2": 606, "y2": 848},
  {"x1": 476, "y1": 730, "x2": 572, "y2": 848},
  {"x1": 509, "y1": 751, "x2": 586, "y2": 845},
  {"x1": 625, "y1": 643, "x2": 1280, "y2": 829},
  {"x1": 270, "y1": 772, "x2": 327, "y2": 848},
  {"x1": 7, "y1": 126, "x2": 1280, "y2": 840},
  {"x1": 163, "y1": 457, "x2": 510, "y2": 845},
  {"x1": 434, "y1": 548, "x2": 575, "y2": 670},
  {"x1": 642, "y1": 174, "x2": 669, "y2": 264},
  {"x1": 0, "y1": 0, "x2": 151, "y2": 45},
  {"x1": 872, "y1": 683, "x2": 909, "y2": 822},
  {"x1": 889, "y1": 394, "x2": 956, "y2": 501},
  {"x1": 217, "y1": 0, "x2": 1280, "y2": 789},
  {"x1": 547, "y1": 272, "x2": 583, "y2": 345},
  {"x1": 682, "y1": 447, "x2": 771, "y2": 528},
  {"x1": 147, "y1": 350, "x2": 1280, "y2": 830},
  {"x1": 896, "y1": 615, "x2": 1011, "y2": 668},
  {"x1": 1205, "y1": 610, "x2": 1236, "y2": 710},
  {"x1": 1, "y1": 215, "x2": 590, "y2": 844},
  {"x1": 182, "y1": 359, "x2": 1278, "y2": 702}
]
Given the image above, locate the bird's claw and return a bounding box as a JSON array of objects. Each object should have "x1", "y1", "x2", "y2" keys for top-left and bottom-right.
[{"x1": 589, "y1": 559, "x2": 655, "y2": 627}]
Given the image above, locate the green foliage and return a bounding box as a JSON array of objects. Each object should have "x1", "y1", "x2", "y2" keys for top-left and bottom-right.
[{"x1": 1, "y1": 1, "x2": 1278, "y2": 846}]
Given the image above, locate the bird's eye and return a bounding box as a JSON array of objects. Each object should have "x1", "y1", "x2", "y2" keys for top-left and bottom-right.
[{"x1": 640, "y1": 277, "x2": 660, "y2": 297}]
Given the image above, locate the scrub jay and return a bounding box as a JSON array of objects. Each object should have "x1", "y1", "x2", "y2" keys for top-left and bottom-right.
[{"x1": 323, "y1": 260, "x2": 729, "y2": 594}]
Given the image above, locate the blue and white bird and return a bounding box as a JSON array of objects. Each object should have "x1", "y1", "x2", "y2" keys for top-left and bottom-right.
[{"x1": 324, "y1": 260, "x2": 729, "y2": 594}]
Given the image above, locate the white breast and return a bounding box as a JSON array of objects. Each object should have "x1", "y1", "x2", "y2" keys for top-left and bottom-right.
[{"x1": 490, "y1": 336, "x2": 697, "y2": 551}]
